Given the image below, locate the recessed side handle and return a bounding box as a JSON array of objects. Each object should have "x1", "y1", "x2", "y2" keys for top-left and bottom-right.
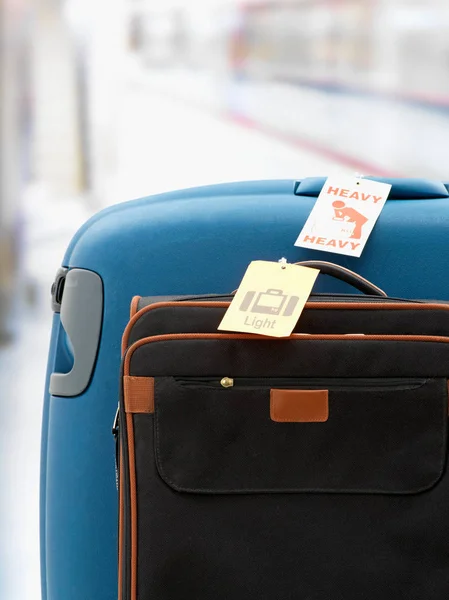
[{"x1": 49, "y1": 268, "x2": 103, "y2": 397}]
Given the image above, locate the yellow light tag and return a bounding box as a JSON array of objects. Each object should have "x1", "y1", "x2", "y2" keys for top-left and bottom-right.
[{"x1": 218, "y1": 261, "x2": 319, "y2": 338}]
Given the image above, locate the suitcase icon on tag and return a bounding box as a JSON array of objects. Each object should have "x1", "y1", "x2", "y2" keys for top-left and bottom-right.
[{"x1": 239, "y1": 289, "x2": 299, "y2": 316}]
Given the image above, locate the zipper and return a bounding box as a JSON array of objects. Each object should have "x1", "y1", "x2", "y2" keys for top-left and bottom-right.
[{"x1": 174, "y1": 376, "x2": 427, "y2": 391}]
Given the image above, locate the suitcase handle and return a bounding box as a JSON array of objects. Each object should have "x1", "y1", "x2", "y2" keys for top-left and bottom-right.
[
  {"x1": 295, "y1": 260, "x2": 387, "y2": 297},
  {"x1": 295, "y1": 177, "x2": 449, "y2": 199}
]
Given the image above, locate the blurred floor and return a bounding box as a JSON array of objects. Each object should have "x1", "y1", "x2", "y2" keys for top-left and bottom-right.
[{"x1": 1, "y1": 65, "x2": 348, "y2": 600}]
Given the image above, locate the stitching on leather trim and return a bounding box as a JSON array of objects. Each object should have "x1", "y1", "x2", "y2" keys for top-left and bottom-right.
[{"x1": 124, "y1": 376, "x2": 154, "y2": 413}]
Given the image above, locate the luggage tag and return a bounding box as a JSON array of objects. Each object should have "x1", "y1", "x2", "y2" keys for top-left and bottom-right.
[
  {"x1": 294, "y1": 175, "x2": 392, "y2": 257},
  {"x1": 218, "y1": 259, "x2": 319, "y2": 338}
]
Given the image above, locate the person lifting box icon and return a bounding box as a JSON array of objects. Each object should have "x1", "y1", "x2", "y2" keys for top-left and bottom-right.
[{"x1": 332, "y1": 201, "x2": 368, "y2": 240}]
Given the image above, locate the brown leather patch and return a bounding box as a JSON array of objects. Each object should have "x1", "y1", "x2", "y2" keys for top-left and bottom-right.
[
  {"x1": 123, "y1": 376, "x2": 154, "y2": 413},
  {"x1": 270, "y1": 389, "x2": 329, "y2": 423}
]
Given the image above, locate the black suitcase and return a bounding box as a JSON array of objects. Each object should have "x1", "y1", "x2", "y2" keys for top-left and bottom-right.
[{"x1": 118, "y1": 262, "x2": 449, "y2": 600}]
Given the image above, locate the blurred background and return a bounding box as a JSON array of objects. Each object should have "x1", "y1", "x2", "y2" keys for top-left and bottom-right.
[{"x1": 2, "y1": 0, "x2": 449, "y2": 597}]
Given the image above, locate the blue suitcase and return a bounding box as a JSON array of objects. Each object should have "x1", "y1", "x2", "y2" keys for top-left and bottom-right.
[{"x1": 41, "y1": 178, "x2": 449, "y2": 600}]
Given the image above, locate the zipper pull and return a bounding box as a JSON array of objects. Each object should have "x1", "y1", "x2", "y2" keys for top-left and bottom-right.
[
  {"x1": 112, "y1": 405, "x2": 120, "y2": 438},
  {"x1": 220, "y1": 377, "x2": 234, "y2": 388}
]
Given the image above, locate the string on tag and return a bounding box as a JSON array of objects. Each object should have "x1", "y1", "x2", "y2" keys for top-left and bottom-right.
[{"x1": 278, "y1": 257, "x2": 288, "y2": 270}]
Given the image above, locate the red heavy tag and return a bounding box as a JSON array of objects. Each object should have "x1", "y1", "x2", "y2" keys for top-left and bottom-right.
[{"x1": 295, "y1": 176, "x2": 392, "y2": 258}]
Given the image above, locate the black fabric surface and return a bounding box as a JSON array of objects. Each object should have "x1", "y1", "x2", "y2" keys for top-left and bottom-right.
[
  {"x1": 133, "y1": 414, "x2": 449, "y2": 600},
  {"x1": 127, "y1": 301, "x2": 449, "y2": 347},
  {"x1": 130, "y1": 338, "x2": 449, "y2": 378},
  {"x1": 121, "y1": 296, "x2": 449, "y2": 600}
]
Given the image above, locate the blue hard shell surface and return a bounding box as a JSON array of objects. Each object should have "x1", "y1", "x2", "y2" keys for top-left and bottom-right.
[{"x1": 41, "y1": 179, "x2": 449, "y2": 600}]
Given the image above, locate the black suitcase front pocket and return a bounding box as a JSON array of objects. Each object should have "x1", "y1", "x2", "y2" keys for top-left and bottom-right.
[{"x1": 154, "y1": 376, "x2": 448, "y2": 495}]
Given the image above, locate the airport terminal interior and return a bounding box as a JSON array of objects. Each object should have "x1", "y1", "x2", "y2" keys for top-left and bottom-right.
[{"x1": 2, "y1": 0, "x2": 449, "y2": 597}]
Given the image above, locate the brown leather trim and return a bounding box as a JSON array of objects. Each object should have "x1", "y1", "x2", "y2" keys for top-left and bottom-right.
[
  {"x1": 270, "y1": 389, "x2": 329, "y2": 422},
  {"x1": 130, "y1": 296, "x2": 141, "y2": 319},
  {"x1": 121, "y1": 301, "x2": 230, "y2": 355},
  {"x1": 121, "y1": 300, "x2": 449, "y2": 354},
  {"x1": 127, "y1": 413, "x2": 137, "y2": 600},
  {"x1": 123, "y1": 376, "x2": 155, "y2": 413},
  {"x1": 124, "y1": 332, "x2": 449, "y2": 375},
  {"x1": 118, "y1": 446, "x2": 124, "y2": 600}
]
